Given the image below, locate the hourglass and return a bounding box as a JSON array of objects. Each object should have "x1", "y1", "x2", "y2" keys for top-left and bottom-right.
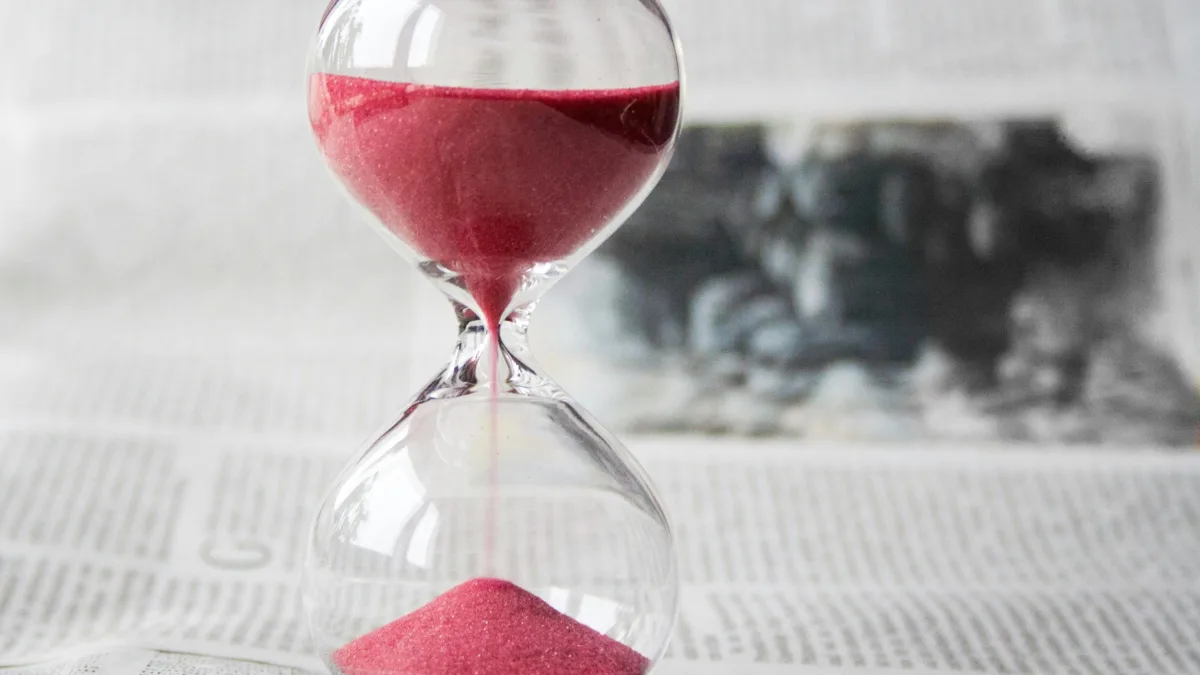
[{"x1": 302, "y1": 1, "x2": 683, "y2": 674}]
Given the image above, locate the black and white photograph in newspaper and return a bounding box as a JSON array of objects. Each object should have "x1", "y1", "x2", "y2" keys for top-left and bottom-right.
[{"x1": 536, "y1": 114, "x2": 1200, "y2": 446}]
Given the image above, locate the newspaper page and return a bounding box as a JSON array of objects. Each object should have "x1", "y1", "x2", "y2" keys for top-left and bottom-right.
[
  {"x1": 4, "y1": 0, "x2": 1200, "y2": 674},
  {"x1": 5, "y1": 429, "x2": 1200, "y2": 675}
]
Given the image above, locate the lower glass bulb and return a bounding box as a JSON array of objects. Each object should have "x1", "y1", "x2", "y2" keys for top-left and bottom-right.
[{"x1": 302, "y1": 325, "x2": 678, "y2": 675}]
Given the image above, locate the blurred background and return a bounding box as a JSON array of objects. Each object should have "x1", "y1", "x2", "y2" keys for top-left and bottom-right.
[{"x1": 2, "y1": 0, "x2": 1199, "y2": 449}]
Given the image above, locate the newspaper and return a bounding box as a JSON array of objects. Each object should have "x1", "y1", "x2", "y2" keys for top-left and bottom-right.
[
  {"x1": 5, "y1": 0, "x2": 1200, "y2": 674},
  {"x1": 4, "y1": 425, "x2": 1200, "y2": 675}
]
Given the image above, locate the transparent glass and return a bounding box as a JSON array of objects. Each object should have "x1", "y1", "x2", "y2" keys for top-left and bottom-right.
[{"x1": 303, "y1": 1, "x2": 683, "y2": 674}]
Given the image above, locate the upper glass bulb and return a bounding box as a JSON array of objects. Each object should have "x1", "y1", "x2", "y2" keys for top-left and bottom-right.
[{"x1": 307, "y1": 0, "x2": 683, "y2": 324}]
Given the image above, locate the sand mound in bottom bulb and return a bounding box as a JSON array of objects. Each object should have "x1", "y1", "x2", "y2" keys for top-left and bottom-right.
[{"x1": 332, "y1": 578, "x2": 650, "y2": 675}]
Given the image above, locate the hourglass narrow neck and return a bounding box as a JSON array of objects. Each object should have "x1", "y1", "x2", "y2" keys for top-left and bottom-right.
[{"x1": 423, "y1": 305, "x2": 562, "y2": 401}]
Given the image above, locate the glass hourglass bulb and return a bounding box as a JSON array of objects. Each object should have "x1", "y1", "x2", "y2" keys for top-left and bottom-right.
[{"x1": 302, "y1": 1, "x2": 683, "y2": 674}]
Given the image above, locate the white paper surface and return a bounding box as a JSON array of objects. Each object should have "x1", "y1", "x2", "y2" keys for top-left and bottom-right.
[{"x1": 5, "y1": 426, "x2": 1200, "y2": 675}]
